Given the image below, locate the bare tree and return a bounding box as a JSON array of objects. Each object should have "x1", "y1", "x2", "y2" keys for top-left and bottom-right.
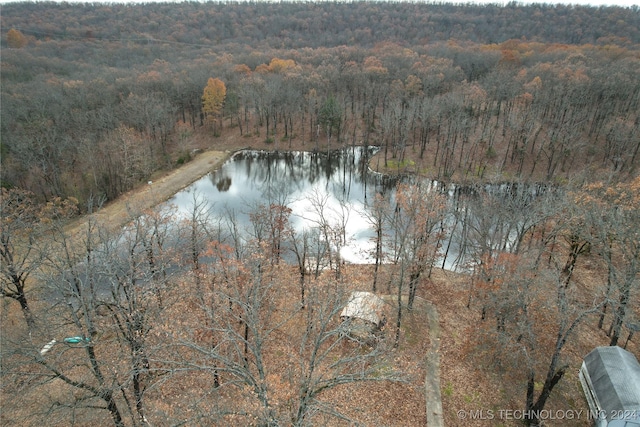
[
  {"x1": 167, "y1": 238, "x2": 403, "y2": 426},
  {"x1": 97, "y1": 208, "x2": 179, "y2": 425},
  {"x1": 289, "y1": 226, "x2": 312, "y2": 308},
  {"x1": 301, "y1": 187, "x2": 350, "y2": 279},
  {"x1": 288, "y1": 281, "x2": 402, "y2": 426},
  {"x1": 475, "y1": 247, "x2": 604, "y2": 426},
  {"x1": 361, "y1": 192, "x2": 391, "y2": 292},
  {"x1": 473, "y1": 190, "x2": 607, "y2": 427},
  {"x1": 1, "y1": 202, "x2": 180, "y2": 427},
  {"x1": 578, "y1": 178, "x2": 640, "y2": 345},
  {"x1": 33, "y1": 215, "x2": 129, "y2": 426},
  {"x1": 0, "y1": 189, "x2": 78, "y2": 331},
  {"x1": 384, "y1": 182, "x2": 447, "y2": 347}
]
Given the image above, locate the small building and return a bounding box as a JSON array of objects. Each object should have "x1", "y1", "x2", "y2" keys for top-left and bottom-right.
[
  {"x1": 579, "y1": 346, "x2": 640, "y2": 427},
  {"x1": 340, "y1": 291, "x2": 387, "y2": 341}
]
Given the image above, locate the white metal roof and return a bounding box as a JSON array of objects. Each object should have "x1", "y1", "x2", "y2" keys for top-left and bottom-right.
[{"x1": 340, "y1": 291, "x2": 386, "y2": 326}]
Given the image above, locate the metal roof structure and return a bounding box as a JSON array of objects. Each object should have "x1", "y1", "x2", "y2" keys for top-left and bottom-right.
[
  {"x1": 340, "y1": 291, "x2": 386, "y2": 327},
  {"x1": 580, "y1": 346, "x2": 640, "y2": 427}
]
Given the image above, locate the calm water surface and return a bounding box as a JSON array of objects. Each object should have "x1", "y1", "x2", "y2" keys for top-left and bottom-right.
[
  {"x1": 169, "y1": 147, "x2": 552, "y2": 269},
  {"x1": 169, "y1": 147, "x2": 392, "y2": 263}
]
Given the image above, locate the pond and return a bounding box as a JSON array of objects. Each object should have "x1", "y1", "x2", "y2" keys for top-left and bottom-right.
[
  {"x1": 168, "y1": 147, "x2": 555, "y2": 270},
  {"x1": 50, "y1": 147, "x2": 556, "y2": 310},
  {"x1": 169, "y1": 147, "x2": 394, "y2": 264},
  {"x1": 52, "y1": 147, "x2": 394, "y2": 306}
]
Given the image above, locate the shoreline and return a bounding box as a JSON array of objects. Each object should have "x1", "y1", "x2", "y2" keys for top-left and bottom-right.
[{"x1": 63, "y1": 149, "x2": 232, "y2": 237}]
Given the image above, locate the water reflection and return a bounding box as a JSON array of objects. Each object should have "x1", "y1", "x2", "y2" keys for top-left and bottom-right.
[
  {"x1": 216, "y1": 176, "x2": 232, "y2": 192},
  {"x1": 169, "y1": 147, "x2": 555, "y2": 270},
  {"x1": 170, "y1": 147, "x2": 390, "y2": 264}
]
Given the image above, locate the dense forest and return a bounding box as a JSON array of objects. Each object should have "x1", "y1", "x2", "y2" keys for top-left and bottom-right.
[
  {"x1": 2, "y1": 1, "x2": 639, "y2": 205},
  {"x1": 3, "y1": 1, "x2": 640, "y2": 47},
  {"x1": 1, "y1": 2, "x2": 639, "y2": 426}
]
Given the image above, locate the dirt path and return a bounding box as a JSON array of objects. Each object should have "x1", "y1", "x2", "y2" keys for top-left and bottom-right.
[
  {"x1": 423, "y1": 297, "x2": 444, "y2": 427},
  {"x1": 393, "y1": 295, "x2": 444, "y2": 427},
  {"x1": 65, "y1": 149, "x2": 231, "y2": 236}
]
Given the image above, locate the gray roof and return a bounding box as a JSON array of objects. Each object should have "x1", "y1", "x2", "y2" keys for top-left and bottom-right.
[{"x1": 583, "y1": 346, "x2": 640, "y2": 419}]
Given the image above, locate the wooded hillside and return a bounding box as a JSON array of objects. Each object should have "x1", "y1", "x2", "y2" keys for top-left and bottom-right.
[
  {"x1": 3, "y1": 1, "x2": 640, "y2": 47},
  {"x1": 2, "y1": 1, "x2": 639, "y2": 206},
  {"x1": 1, "y1": 3, "x2": 640, "y2": 426}
]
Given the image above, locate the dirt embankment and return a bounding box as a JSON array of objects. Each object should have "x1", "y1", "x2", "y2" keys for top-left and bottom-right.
[
  {"x1": 65, "y1": 149, "x2": 231, "y2": 237},
  {"x1": 63, "y1": 125, "x2": 350, "y2": 236}
]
